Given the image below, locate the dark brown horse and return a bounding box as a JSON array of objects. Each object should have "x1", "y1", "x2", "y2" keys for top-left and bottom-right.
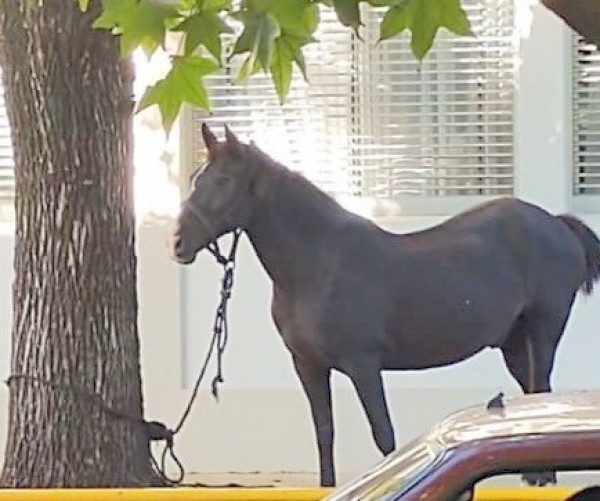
[{"x1": 172, "y1": 124, "x2": 600, "y2": 487}]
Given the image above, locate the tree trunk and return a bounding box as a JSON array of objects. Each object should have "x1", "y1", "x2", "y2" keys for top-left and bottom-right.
[
  {"x1": 542, "y1": 0, "x2": 600, "y2": 47},
  {"x1": 0, "y1": 0, "x2": 161, "y2": 487}
]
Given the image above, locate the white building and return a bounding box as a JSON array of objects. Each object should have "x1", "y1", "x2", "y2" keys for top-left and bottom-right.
[{"x1": 1, "y1": 0, "x2": 599, "y2": 486}]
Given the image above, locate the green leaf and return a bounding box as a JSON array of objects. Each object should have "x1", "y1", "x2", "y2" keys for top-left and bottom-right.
[
  {"x1": 178, "y1": 0, "x2": 198, "y2": 11},
  {"x1": 94, "y1": 0, "x2": 179, "y2": 56},
  {"x1": 78, "y1": 0, "x2": 91, "y2": 12},
  {"x1": 379, "y1": 0, "x2": 471, "y2": 60},
  {"x1": 379, "y1": 0, "x2": 412, "y2": 42},
  {"x1": 439, "y1": 0, "x2": 471, "y2": 36},
  {"x1": 93, "y1": 0, "x2": 137, "y2": 30},
  {"x1": 410, "y1": 0, "x2": 438, "y2": 59},
  {"x1": 137, "y1": 55, "x2": 219, "y2": 133},
  {"x1": 122, "y1": 1, "x2": 180, "y2": 55},
  {"x1": 268, "y1": 33, "x2": 314, "y2": 102},
  {"x1": 269, "y1": 0, "x2": 319, "y2": 38},
  {"x1": 289, "y1": 35, "x2": 313, "y2": 77},
  {"x1": 293, "y1": 48, "x2": 308, "y2": 81},
  {"x1": 333, "y1": 0, "x2": 361, "y2": 32},
  {"x1": 232, "y1": 13, "x2": 257, "y2": 54},
  {"x1": 173, "y1": 12, "x2": 233, "y2": 61},
  {"x1": 232, "y1": 11, "x2": 281, "y2": 76},
  {"x1": 255, "y1": 12, "x2": 282, "y2": 67},
  {"x1": 237, "y1": 53, "x2": 261, "y2": 82},
  {"x1": 270, "y1": 38, "x2": 293, "y2": 103},
  {"x1": 197, "y1": 0, "x2": 231, "y2": 10}
]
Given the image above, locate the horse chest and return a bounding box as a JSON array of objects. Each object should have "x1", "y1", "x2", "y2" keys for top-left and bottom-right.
[
  {"x1": 271, "y1": 283, "x2": 388, "y2": 364},
  {"x1": 271, "y1": 293, "x2": 324, "y2": 352}
]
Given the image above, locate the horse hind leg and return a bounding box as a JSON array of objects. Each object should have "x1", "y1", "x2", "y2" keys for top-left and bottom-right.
[
  {"x1": 500, "y1": 317, "x2": 552, "y2": 394},
  {"x1": 500, "y1": 298, "x2": 575, "y2": 487},
  {"x1": 500, "y1": 298, "x2": 574, "y2": 394}
]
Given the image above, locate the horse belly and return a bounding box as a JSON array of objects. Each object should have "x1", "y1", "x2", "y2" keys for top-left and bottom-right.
[
  {"x1": 381, "y1": 336, "x2": 488, "y2": 370},
  {"x1": 382, "y1": 299, "x2": 518, "y2": 370}
]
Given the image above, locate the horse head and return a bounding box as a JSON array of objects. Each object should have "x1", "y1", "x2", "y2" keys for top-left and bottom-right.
[{"x1": 172, "y1": 123, "x2": 266, "y2": 264}]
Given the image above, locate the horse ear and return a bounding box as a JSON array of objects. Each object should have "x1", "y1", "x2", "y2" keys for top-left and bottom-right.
[
  {"x1": 201, "y1": 123, "x2": 218, "y2": 153},
  {"x1": 224, "y1": 124, "x2": 242, "y2": 152}
]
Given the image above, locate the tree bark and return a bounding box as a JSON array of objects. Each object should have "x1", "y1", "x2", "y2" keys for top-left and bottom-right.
[
  {"x1": 541, "y1": 0, "x2": 600, "y2": 47},
  {"x1": 0, "y1": 0, "x2": 161, "y2": 487}
]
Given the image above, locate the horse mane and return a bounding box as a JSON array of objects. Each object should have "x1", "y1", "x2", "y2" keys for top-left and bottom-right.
[{"x1": 246, "y1": 144, "x2": 344, "y2": 214}]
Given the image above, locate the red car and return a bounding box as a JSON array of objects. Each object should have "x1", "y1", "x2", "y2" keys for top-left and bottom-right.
[{"x1": 324, "y1": 391, "x2": 600, "y2": 501}]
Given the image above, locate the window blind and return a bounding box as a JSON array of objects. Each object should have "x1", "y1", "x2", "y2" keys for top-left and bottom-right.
[
  {"x1": 193, "y1": 9, "x2": 359, "y2": 198},
  {"x1": 191, "y1": 0, "x2": 515, "y2": 210},
  {"x1": 573, "y1": 36, "x2": 600, "y2": 195},
  {"x1": 355, "y1": 0, "x2": 513, "y2": 199}
]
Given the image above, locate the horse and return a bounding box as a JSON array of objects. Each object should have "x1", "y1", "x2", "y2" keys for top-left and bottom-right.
[{"x1": 172, "y1": 123, "x2": 600, "y2": 488}]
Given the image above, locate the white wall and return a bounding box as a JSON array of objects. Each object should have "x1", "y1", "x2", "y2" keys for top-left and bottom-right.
[{"x1": 2, "y1": 4, "x2": 600, "y2": 487}]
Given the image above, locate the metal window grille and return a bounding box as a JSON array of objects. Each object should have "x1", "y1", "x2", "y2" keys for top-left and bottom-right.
[
  {"x1": 573, "y1": 36, "x2": 600, "y2": 195},
  {"x1": 191, "y1": 1, "x2": 515, "y2": 209}
]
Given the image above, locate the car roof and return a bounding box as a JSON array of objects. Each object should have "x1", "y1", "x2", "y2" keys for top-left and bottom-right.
[{"x1": 427, "y1": 390, "x2": 600, "y2": 448}]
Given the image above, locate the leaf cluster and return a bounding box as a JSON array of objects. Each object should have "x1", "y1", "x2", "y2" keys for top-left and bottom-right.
[{"x1": 80, "y1": 0, "x2": 471, "y2": 132}]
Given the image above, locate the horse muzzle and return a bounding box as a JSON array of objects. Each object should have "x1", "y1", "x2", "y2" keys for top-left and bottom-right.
[{"x1": 170, "y1": 233, "x2": 199, "y2": 265}]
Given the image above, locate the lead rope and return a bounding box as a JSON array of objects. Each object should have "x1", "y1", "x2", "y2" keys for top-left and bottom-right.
[
  {"x1": 5, "y1": 230, "x2": 243, "y2": 487},
  {"x1": 151, "y1": 228, "x2": 243, "y2": 484},
  {"x1": 206, "y1": 228, "x2": 243, "y2": 399}
]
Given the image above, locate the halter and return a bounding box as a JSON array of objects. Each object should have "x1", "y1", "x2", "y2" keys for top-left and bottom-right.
[
  {"x1": 182, "y1": 197, "x2": 220, "y2": 243},
  {"x1": 180, "y1": 195, "x2": 244, "y2": 268}
]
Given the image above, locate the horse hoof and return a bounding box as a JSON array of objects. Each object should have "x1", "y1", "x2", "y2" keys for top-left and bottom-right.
[{"x1": 522, "y1": 470, "x2": 557, "y2": 486}]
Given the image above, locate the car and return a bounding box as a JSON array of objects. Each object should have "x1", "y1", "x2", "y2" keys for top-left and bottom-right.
[{"x1": 323, "y1": 390, "x2": 600, "y2": 501}]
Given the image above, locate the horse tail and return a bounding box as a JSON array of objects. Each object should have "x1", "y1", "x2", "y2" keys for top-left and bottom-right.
[{"x1": 557, "y1": 214, "x2": 600, "y2": 295}]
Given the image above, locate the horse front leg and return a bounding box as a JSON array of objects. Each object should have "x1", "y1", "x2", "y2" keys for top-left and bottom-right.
[
  {"x1": 292, "y1": 356, "x2": 335, "y2": 487},
  {"x1": 344, "y1": 357, "x2": 396, "y2": 456}
]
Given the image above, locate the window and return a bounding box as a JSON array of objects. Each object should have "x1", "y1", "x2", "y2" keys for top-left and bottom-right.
[
  {"x1": 573, "y1": 36, "x2": 600, "y2": 196},
  {"x1": 467, "y1": 470, "x2": 600, "y2": 501},
  {"x1": 352, "y1": 0, "x2": 514, "y2": 202},
  {"x1": 192, "y1": 0, "x2": 515, "y2": 216},
  {"x1": 193, "y1": 9, "x2": 358, "y2": 200}
]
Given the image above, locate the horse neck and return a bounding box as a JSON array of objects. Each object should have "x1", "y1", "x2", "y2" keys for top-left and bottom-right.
[{"x1": 245, "y1": 167, "x2": 347, "y2": 289}]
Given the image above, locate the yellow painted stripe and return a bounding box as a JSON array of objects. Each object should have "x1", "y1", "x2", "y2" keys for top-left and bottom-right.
[
  {"x1": 0, "y1": 488, "x2": 330, "y2": 501},
  {"x1": 475, "y1": 487, "x2": 577, "y2": 501},
  {"x1": 0, "y1": 486, "x2": 580, "y2": 501}
]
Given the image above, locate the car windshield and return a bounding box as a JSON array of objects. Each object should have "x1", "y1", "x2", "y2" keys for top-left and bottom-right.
[{"x1": 324, "y1": 436, "x2": 443, "y2": 501}]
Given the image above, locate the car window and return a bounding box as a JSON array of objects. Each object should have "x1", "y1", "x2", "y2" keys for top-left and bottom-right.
[
  {"x1": 475, "y1": 469, "x2": 600, "y2": 488},
  {"x1": 458, "y1": 469, "x2": 600, "y2": 501},
  {"x1": 324, "y1": 437, "x2": 444, "y2": 501}
]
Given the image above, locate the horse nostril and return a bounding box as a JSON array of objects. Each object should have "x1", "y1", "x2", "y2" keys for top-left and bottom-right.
[{"x1": 174, "y1": 234, "x2": 183, "y2": 253}]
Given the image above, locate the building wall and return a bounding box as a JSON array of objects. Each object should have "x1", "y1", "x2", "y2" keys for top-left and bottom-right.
[{"x1": 1, "y1": 4, "x2": 600, "y2": 486}]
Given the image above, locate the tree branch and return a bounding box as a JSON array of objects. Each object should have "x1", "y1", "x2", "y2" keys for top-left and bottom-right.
[{"x1": 541, "y1": 0, "x2": 600, "y2": 47}]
